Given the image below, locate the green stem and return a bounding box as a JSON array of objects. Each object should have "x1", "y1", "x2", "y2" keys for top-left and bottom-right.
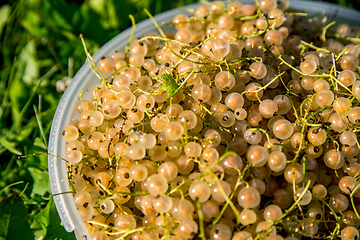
[{"x1": 196, "y1": 202, "x2": 206, "y2": 240}]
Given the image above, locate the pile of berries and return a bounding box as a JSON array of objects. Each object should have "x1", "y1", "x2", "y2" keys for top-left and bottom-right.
[{"x1": 61, "y1": 0, "x2": 360, "y2": 239}]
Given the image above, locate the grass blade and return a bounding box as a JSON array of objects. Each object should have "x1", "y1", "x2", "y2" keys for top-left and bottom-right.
[
  {"x1": 0, "y1": 136, "x2": 23, "y2": 155},
  {"x1": 8, "y1": 65, "x2": 58, "y2": 134},
  {"x1": 0, "y1": 181, "x2": 24, "y2": 195},
  {"x1": 33, "y1": 105, "x2": 48, "y2": 149}
]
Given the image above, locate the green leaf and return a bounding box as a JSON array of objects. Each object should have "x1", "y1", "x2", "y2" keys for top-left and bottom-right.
[
  {"x1": 17, "y1": 40, "x2": 39, "y2": 85},
  {"x1": 14, "y1": 121, "x2": 35, "y2": 142},
  {"x1": 26, "y1": 137, "x2": 48, "y2": 171},
  {"x1": 88, "y1": 0, "x2": 106, "y2": 14},
  {"x1": 35, "y1": 198, "x2": 76, "y2": 240},
  {"x1": 0, "y1": 5, "x2": 11, "y2": 36},
  {"x1": 28, "y1": 167, "x2": 49, "y2": 196},
  {"x1": 0, "y1": 193, "x2": 34, "y2": 240},
  {"x1": 50, "y1": 9, "x2": 73, "y2": 31},
  {"x1": 102, "y1": 0, "x2": 119, "y2": 29},
  {"x1": 1, "y1": 118, "x2": 35, "y2": 143},
  {"x1": 8, "y1": 77, "x2": 26, "y2": 124},
  {"x1": 20, "y1": 11, "x2": 48, "y2": 37},
  {"x1": 87, "y1": 0, "x2": 118, "y2": 28},
  {"x1": 78, "y1": 4, "x2": 115, "y2": 45},
  {"x1": 159, "y1": 74, "x2": 179, "y2": 96},
  {"x1": 0, "y1": 137, "x2": 22, "y2": 155}
]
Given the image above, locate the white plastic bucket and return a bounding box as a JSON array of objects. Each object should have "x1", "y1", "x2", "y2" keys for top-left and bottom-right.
[{"x1": 48, "y1": 1, "x2": 360, "y2": 239}]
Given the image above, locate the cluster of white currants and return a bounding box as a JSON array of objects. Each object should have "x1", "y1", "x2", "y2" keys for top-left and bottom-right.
[{"x1": 61, "y1": 0, "x2": 360, "y2": 239}]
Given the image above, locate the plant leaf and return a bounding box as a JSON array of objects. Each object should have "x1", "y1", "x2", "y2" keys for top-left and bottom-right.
[
  {"x1": 17, "y1": 40, "x2": 39, "y2": 85},
  {"x1": 20, "y1": 11, "x2": 49, "y2": 37},
  {"x1": 9, "y1": 77, "x2": 27, "y2": 124},
  {"x1": 0, "y1": 137, "x2": 22, "y2": 155},
  {"x1": 0, "y1": 4, "x2": 11, "y2": 36},
  {"x1": 22, "y1": 138, "x2": 47, "y2": 171},
  {"x1": 14, "y1": 120, "x2": 35, "y2": 142},
  {"x1": 88, "y1": 0, "x2": 106, "y2": 15},
  {"x1": 28, "y1": 167, "x2": 50, "y2": 196},
  {"x1": 159, "y1": 74, "x2": 178, "y2": 96},
  {"x1": 0, "y1": 193, "x2": 34, "y2": 240},
  {"x1": 35, "y1": 198, "x2": 76, "y2": 240},
  {"x1": 50, "y1": 9, "x2": 73, "y2": 31}
]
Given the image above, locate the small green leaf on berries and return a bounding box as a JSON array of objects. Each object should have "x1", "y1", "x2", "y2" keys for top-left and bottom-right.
[{"x1": 159, "y1": 74, "x2": 178, "y2": 96}]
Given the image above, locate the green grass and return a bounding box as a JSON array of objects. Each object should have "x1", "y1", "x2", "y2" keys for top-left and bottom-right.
[
  {"x1": 0, "y1": 0, "x2": 198, "y2": 239},
  {"x1": 0, "y1": 0, "x2": 358, "y2": 239}
]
